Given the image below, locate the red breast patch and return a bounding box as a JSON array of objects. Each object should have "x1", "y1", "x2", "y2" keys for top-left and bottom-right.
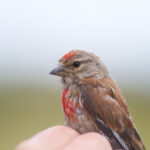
[{"x1": 62, "y1": 89, "x2": 78, "y2": 118}]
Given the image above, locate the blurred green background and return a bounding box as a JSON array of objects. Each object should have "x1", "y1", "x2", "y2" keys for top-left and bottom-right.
[{"x1": 0, "y1": 0, "x2": 150, "y2": 150}]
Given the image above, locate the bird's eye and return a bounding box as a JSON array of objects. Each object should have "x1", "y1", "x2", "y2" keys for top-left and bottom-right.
[{"x1": 73, "y1": 61, "x2": 81, "y2": 68}]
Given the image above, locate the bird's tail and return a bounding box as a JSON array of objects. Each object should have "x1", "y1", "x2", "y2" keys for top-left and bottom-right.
[{"x1": 119, "y1": 127, "x2": 146, "y2": 150}]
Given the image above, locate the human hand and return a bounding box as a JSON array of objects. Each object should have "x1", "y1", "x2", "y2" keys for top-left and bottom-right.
[{"x1": 16, "y1": 125, "x2": 112, "y2": 150}]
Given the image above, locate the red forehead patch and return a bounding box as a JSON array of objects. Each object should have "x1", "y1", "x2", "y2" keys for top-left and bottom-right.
[{"x1": 61, "y1": 51, "x2": 76, "y2": 61}]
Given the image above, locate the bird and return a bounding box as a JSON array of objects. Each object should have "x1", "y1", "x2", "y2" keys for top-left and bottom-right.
[{"x1": 50, "y1": 50, "x2": 145, "y2": 150}]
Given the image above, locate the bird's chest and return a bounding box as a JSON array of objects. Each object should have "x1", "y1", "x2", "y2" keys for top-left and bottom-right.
[
  {"x1": 62, "y1": 89, "x2": 79, "y2": 120},
  {"x1": 62, "y1": 89, "x2": 97, "y2": 133}
]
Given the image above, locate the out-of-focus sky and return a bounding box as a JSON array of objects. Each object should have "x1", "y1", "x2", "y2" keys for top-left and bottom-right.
[{"x1": 0, "y1": 0, "x2": 150, "y2": 89}]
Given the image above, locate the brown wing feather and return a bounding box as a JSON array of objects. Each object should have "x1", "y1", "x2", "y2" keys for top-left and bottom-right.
[{"x1": 79, "y1": 77, "x2": 145, "y2": 150}]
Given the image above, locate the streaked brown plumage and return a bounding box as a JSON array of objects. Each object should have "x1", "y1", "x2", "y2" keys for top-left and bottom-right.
[{"x1": 50, "y1": 50, "x2": 145, "y2": 150}]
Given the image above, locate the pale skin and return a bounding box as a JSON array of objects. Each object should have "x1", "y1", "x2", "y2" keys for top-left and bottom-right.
[{"x1": 16, "y1": 125, "x2": 112, "y2": 150}]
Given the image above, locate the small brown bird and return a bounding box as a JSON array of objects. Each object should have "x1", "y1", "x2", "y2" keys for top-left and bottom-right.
[{"x1": 50, "y1": 50, "x2": 145, "y2": 150}]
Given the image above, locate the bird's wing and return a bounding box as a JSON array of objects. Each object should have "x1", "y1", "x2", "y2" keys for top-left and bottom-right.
[{"x1": 79, "y1": 77, "x2": 145, "y2": 150}]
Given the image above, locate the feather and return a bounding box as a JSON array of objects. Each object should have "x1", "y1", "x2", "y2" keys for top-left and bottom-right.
[{"x1": 79, "y1": 77, "x2": 145, "y2": 150}]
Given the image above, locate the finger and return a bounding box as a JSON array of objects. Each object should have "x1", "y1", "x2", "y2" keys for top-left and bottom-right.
[
  {"x1": 16, "y1": 125, "x2": 80, "y2": 150},
  {"x1": 63, "y1": 132, "x2": 112, "y2": 150}
]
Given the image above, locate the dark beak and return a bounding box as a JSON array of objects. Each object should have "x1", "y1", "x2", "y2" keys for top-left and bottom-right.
[{"x1": 49, "y1": 65, "x2": 65, "y2": 76}]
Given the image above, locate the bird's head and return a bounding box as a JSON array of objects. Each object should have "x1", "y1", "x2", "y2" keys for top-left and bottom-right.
[{"x1": 50, "y1": 50, "x2": 109, "y2": 86}]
